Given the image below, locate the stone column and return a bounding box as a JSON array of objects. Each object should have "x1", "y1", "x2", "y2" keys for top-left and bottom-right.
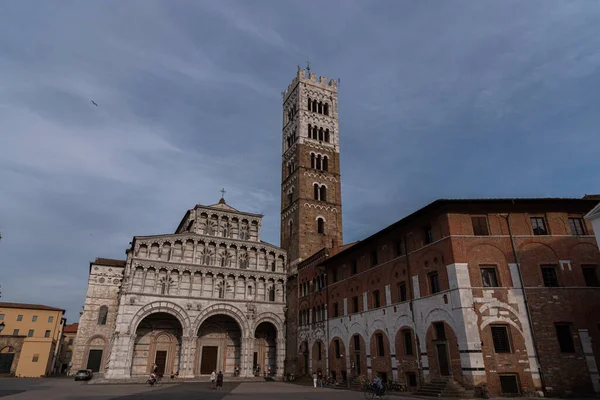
[
  {"x1": 390, "y1": 339, "x2": 398, "y2": 380},
  {"x1": 234, "y1": 277, "x2": 238, "y2": 299},
  {"x1": 105, "y1": 334, "x2": 135, "y2": 379},
  {"x1": 277, "y1": 337, "x2": 286, "y2": 377},
  {"x1": 579, "y1": 329, "x2": 600, "y2": 393},
  {"x1": 366, "y1": 344, "x2": 372, "y2": 377},
  {"x1": 242, "y1": 336, "x2": 254, "y2": 378},
  {"x1": 179, "y1": 336, "x2": 197, "y2": 378}
]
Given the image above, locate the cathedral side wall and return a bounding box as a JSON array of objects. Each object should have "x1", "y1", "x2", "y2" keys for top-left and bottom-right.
[{"x1": 72, "y1": 264, "x2": 123, "y2": 375}]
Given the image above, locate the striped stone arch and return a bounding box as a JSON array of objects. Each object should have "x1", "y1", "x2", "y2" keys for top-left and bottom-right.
[
  {"x1": 192, "y1": 303, "x2": 249, "y2": 337},
  {"x1": 253, "y1": 312, "x2": 284, "y2": 336},
  {"x1": 347, "y1": 321, "x2": 368, "y2": 340},
  {"x1": 330, "y1": 326, "x2": 347, "y2": 348},
  {"x1": 129, "y1": 301, "x2": 192, "y2": 336},
  {"x1": 367, "y1": 318, "x2": 389, "y2": 337}
]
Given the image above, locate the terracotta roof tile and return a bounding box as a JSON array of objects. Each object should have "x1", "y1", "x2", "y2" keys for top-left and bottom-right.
[
  {"x1": 0, "y1": 302, "x2": 65, "y2": 312},
  {"x1": 63, "y1": 323, "x2": 79, "y2": 333},
  {"x1": 93, "y1": 258, "x2": 126, "y2": 267}
]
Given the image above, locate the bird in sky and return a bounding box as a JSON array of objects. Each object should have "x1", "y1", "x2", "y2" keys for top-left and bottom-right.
[{"x1": 91, "y1": 100, "x2": 98, "y2": 106}]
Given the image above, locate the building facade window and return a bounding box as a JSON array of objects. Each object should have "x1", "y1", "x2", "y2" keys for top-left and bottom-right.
[
  {"x1": 403, "y1": 330, "x2": 413, "y2": 355},
  {"x1": 429, "y1": 272, "x2": 440, "y2": 294},
  {"x1": 471, "y1": 216, "x2": 489, "y2": 236},
  {"x1": 28, "y1": 330, "x2": 34, "y2": 337},
  {"x1": 376, "y1": 333, "x2": 385, "y2": 356},
  {"x1": 13, "y1": 329, "x2": 19, "y2": 336},
  {"x1": 317, "y1": 218, "x2": 325, "y2": 234},
  {"x1": 0, "y1": 314, "x2": 3, "y2": 320},
  {"x1": 335, "y1": 339, "x2": 341, "y2": 359},
  {"x1": 373, "y1": 290, "x2": 381, "y2": 308},
  {"x1": 541, "y1": 265, "x2": 559, "y2": 287},
  {"x1": 370, "y1": 250, "x2": 378, "y2": 266},
  {"x1": 568, "y1": 217, "x2": 586, "y2": 235},
  {"x1": 32, "y1": 315, "x2": 37, "y2": 322},
  {"x1": 395, "y1": 240, "x2": 403, "y2": 256},
  {"x1": 424, "y1": 226, "x2": 434, "y2": 244},
  {"x1": 44, "y1": 330, "x2": 51, "y2": 338},
  {"x1": 530, "y1": 217, "x2": 548, "y2": 235},
  {"x1": 481, "y1": 267, "x2": 499, "y2": 287},
  {"x1": 352, "y1": 296, "x2": 359, "y2": 313},
  {"x1": 32, "y1": 354, "x2": 39, "y2": 362},
  {"x1": 555, "y1": 323, "x2": 575, "y2": 353},
  {"x1": 317, "y1": 342, "x2": 322, "y2": 360},
  {"x1": 491, "y1": 325, "x2": 511, "y2": 353},
  {"x1": 434, "y1": 322, "x2": 446, "y2": 340},
  {"x1": 48, "y1": 316, "x2": 54, "y2": 323},
  {"x1": 351, "y1": 261, "x2": 358, "y2": 275},
  {"x1": 582, "y1": 265, "x2": 599, "y2": 287},
  {"x1": 353, "y1": 334, "x2": 361, "y2": 351},
  {"x1": 17, "y1": 315, "x2": 22, "y2": 321},
  {"x1": 68, "y1": 338, "x2": 73, "y2": 345},
  {"x1": 97, "y1": 306, "x2": 108, "y2": 325},
  {"x1": 333, "y1": 302, "x2": 339, "y2": 317},
  {"x1": 65, "y1": 351, "x2": 72, "y2": 359},
  {"x1": 398, "y1": 282, "x2": 407, "y2": 302}
]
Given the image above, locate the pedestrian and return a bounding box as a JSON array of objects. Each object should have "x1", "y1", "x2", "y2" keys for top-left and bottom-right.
[
  {"x1": 217, "y1": 370, "x2": 224, "y2": 390},
  {"x1": 152, "y1": 363, "x2": 158, "y2": 374},
  {"x1": 318, "y1": 371, "x2": 323, "y2": 388},
  {"x1": 313, "y1": 372, "x2": 317, "y2": 388},
  {"x1": 210, "y1": 370, "x2": 216, "y2": 389}
]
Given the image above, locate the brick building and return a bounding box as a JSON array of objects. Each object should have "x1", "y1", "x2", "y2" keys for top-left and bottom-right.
[{"x1": 295, "y1": 197, "x2": 600, "y2": 396}]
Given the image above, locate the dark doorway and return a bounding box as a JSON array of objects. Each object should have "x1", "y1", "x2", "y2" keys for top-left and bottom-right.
[
  {"x1": 436, "y1": 343, "x2": 450, "y2": 376},
  {"x1": 155, "y1": 351, "x2": 167, "y2": 376},
  {"x1": 87, "y1": 349, "x2": 103, "y2": 372},
  {"x1": 0, "y1": 353, "x2": 15, "y2": 374},
  {"x1": 200, "y1": 346, "x2": 218, "y2": 375},
  {"x1": 303, "y1": 352, "x2": 308, "y2": 375},
  {"x1": 253, "y1": 352, "x2": 258, "y2": 370}
]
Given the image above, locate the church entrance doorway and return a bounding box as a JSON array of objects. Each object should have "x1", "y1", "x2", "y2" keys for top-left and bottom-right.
[
  {"x1": 200, "y1": 346, "x2": 218, "y2": 375},
  {"x1": 87, "y1": 349, "x2": 103, "y2": 372},
  {"x1": 254, "y1": 322, "x2": 277, "y2": 376},
  {"x1": 0, "y1": 347, "x2": 16, "y2": 374},
  {"x1": 196, "y1": 315, "x2": 241, "y2": 376},
  {"x1": 131, "y1": 312, "x2": 183, "y2": 377}
]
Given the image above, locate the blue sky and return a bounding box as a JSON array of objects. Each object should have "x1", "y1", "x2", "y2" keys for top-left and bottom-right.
[{"x1": 1, "y1": 1, "x2": 599, "y2": 321}]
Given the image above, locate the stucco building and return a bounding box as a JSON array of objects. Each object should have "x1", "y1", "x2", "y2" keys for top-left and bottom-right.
[
  {"x1": 0, "y1": 302, "x2": 65, "y2": 377},
  {"x1": 295, "y1": 197, "x2": 600, "y2": 396},
  {"x1": 57, "y1": 323, "x2": 78, "y2": 374},
  {"x1": 72, "y1": 199, "x2": 287, "y2": 379}
]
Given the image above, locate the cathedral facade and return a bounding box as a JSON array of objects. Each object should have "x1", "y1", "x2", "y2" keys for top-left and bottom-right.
[{"x1": 72, "y1": 199, "x2": 287, "y2": 379}]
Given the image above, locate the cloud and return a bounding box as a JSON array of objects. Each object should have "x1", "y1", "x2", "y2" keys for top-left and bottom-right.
[{"x1": 1, "y1": 0, "x2": 600, "y2": 322}]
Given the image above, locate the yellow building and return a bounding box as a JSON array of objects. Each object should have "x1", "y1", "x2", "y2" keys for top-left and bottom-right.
[{"x1": 0, "y1": 302, "x2": 65, "y2": 377}]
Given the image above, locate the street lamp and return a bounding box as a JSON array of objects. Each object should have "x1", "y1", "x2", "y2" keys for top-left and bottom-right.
[{"x1": 0, "y1": 321, "x2": 5, "y2": 334}]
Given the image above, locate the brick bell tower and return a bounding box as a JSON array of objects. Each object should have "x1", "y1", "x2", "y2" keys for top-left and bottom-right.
[{"x1": 280, "y1": 66, "x2": 343, "y2": 273}]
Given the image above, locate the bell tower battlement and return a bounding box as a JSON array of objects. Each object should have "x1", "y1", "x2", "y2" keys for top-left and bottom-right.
[{"x1": 280, "y1": 67, "x2": 343, "y2": 274}]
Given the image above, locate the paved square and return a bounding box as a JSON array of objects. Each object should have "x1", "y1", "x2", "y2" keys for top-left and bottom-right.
[{"x1": 0, "y1": 379, "x2": 376, "y2": 400}]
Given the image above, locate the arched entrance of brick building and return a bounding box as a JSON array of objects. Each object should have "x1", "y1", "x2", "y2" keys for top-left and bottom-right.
[
  {"x1": 131, "y1": 312, "x2": 183, "y2": 377},
  {"x1": 196, "y1": 315, "x2": 242, "y2": 376},
  {"x1": 0, "y1": 347, "x2": 16, "y2": 374},
  {"x1": 254, "y1": 322, "x2": 277, "y2": 376}
]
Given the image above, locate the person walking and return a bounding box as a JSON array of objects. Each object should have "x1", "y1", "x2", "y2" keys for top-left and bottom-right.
[
  {"x1": 217, "y1": 371, "x2": 224, "y2": 390},
  {"x1": 313, "y1": 372, "x2": 317, "y2": 388},
  {"x1": 210, "y1": 371, "x2": 216, "y2": 389}
]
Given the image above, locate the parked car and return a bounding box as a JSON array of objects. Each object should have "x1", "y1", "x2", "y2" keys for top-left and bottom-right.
[{"x1": 74, "y1": 369, "x2": 93, "y2": 381}]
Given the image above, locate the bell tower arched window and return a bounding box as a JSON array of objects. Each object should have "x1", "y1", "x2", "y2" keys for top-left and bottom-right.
[
  {"x1": 318, "y1": 102, "x2": 323, "y2": 114},
  {"x1": 319, "y1": 128, "x2": 324, "y2": 141},
  {"x1": 325, "y1": 129, "x2": 330, "y2": 143},
  {"x1": 324, "y1": 103, "x2": 329, "y2": 116},
  {"x1": 312, "y1": 100, "x2": 317, "y2": 111},
  {"x1": 308, "y1": 124, "x2": 312, "y2": 137},
  {"x1": 314, "y1": 184, "x2": 319, "y2": 200},
  {"x1": 97, "y1": 306, "x2": 108, "y2": 325},
  {"x1": 311, "y1": 153, "x2": 315, "y2": 169},
  {"x1": 320, "y1": 185, "x2": 327, "y2": 202},
  {"x1": 317, "y1": 218, "x2": 325, "y2": 234},
  {"x1": 308, "y1": 97, "x2": 312, "y2": 111},
  {"x1": 316, "y1": 155, "x2": 322, "y2": 170},
  {"x1": 323, "y1": 156, "x2": 329, "y2": 171}
]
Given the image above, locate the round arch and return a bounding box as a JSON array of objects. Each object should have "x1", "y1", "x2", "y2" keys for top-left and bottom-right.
[
  {"x1": 253, "y1": 312, "x2": 284, "y2": 335},
  {"x1": 193, "y1": 304, "x2": 249, "y2": 337},
  {"x1": 129, "y1": 301, "x2": 192, "y2": 336}
]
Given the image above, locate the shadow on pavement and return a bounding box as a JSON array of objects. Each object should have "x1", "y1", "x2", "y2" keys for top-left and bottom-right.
[{"x1": 105, "y1": 382, "x2": 240, "y2": 400}]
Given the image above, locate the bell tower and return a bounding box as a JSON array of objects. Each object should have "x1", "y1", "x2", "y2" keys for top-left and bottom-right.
[{"x1": 280, "y1": 67, "x2": 343, "y2": 273}]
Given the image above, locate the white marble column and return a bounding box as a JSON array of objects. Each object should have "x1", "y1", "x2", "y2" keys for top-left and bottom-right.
[
  {"x1": 178, "y1": 336, "x2": 197, "y2": 378},
  {"x1": 277, "y1": 337, "x2": 285, "y2": 377},
  {"x1": 105, "y1": 334, "x2": 135, "y2": 379}
]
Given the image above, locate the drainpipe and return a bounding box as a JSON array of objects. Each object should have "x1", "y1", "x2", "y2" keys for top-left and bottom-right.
[
  {"x1": 502, "y1": 212, "x2": 547, "y2": 397},
  {"x1": 404, "y1": 234, "x2": 424, "y2": 387}
]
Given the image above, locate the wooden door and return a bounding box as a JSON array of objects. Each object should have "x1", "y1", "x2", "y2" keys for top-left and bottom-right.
[
  {"x1": 155, "y1": 350, "x2": 167, "y2": 376},
  {"x1": 200, "y1": 346, "x2": 218, "y2": 375},
  {"x1": 436, "y1": 343, "x2": 450, "y2": 376},
  {"x1": 0, "y1": 354, "x2": 15, "y2": 374},
  {"x1": 86, "y1": 349, "x2": 103, "y2": 372}
]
